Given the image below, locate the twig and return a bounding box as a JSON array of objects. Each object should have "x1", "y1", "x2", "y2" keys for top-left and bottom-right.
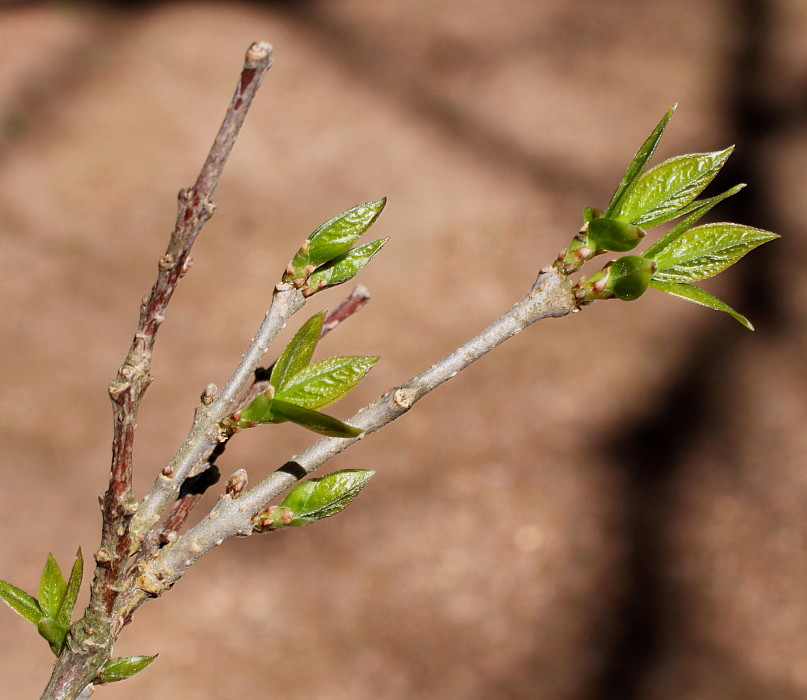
[
  {"x1": 322, "y1": 285, "x2": 372, "y2": 334},
  {"x1": 127, "y1": 269, "x2": 574, "y2": 600},
  {"x1": 128, "y1": 285, "x2": 305, "y2": 546},
  {"x1": 135, "y1": 285, "x2": 373, "y2": 562},
  {"x1": 40, "y1": 41, "x2": 275, "y2": 700}
]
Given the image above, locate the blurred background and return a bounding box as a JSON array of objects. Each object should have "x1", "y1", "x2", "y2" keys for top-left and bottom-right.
[{"x1": 0, "y1": 1, "x2": 805, "y2": 698}]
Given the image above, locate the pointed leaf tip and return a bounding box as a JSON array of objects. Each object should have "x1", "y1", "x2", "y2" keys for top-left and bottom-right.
[
  {"x1": 0, "y1": 579, "x2": 43, "y2": 626},
  {"x1": 305, "y1": 237, "x2": 389, "y2": 294},
  {"x1": 56, "y1": 548, "x2": 84, "y2": 628},
  {"x1": 307, "y1": 199, "x2": 387, "y2": 266},
  {"x1": 605, "y1": 106, "x2": 677, "y2": 219},
  {"x1": 276, "y1": 355, "x2": 379, "y2": 410},
  {"x1": 270, "y1": 311, "x2": 326, "y2": 392},
  {"x1": 279, "y1": 469, "x2": 375, "y2": 526},
  {"x1": 98, "y1": 655, "x2": 158, "y2": 684},
  {"x1": 650, "y1": 280, "x2": 754, "y2": 329},
  {"x1": 649, "y1": 223, "x2": 778, "y2": 283},
  {"x1": 38, "y1": 553, "x2": 67, "y2": 620},
  {"x1": 269, "y1": 399, "x2": 364, "y2": 438},
  {"x1": 612, "y1": 147, "x2": 735, "y2": 227}
]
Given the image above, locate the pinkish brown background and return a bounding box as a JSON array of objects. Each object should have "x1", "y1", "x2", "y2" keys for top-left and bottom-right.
[{"x1": 1, "y1": 1, "x2": 805, "y2": 698}]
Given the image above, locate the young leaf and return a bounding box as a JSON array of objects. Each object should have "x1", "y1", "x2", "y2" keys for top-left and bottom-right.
[
  {"x1": 276, "y1": 355, "x2": 379, "y2": 410},
  {"x1": 650, "y1": 280, "x2": 753, "y2": 330},
  {"x1": 37, "y1": 616, "x2": 68, "y2": 655},
  {"x1": 307, "y1": 198, "x2": 386, "y2": 266},
  {"x1": 240, "y1": 389, "x2": 275, "y2": 424},
  {"x1": 305, "y1": 238, "x2": 389, "y2": 294},
  {"x1": 0, "y1": 579, "x2": 43, "y2": 625},
  {"x1": 649, "y1": 223, "x2": 778, "y2": 283},
  {"x1": 611, "y1": 147, "x2": 734, "y2": 227},
  {"x1": 642, "y1": 184, "x2": 745, "y2": 259},
  {"x1": 97, "y1": 655, "x2": 158, "y2": 684},
  {"x1": 279, "y1": 469, "x2": 375, "y2": 526},
  {"x1": 605, "y1": 105, "x2": 676, "y2": 218},
  {"x1": 269, "y1": 399, "x2": 363, "y2": 438},
  {"x1": 56, "y1": 549, "x2": 83, "y2": 628},
  {"x1": 270, "y1": 311, "x2": 325, "y2": 391},
  {"x1": 38, "y1": 554, "x2": 67, "y2": 619}
]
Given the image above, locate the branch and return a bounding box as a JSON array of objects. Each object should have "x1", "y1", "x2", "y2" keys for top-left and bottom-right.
[
  {"x1": 128, "y1": 269, "x2": 574, "y2": 599},
  {"x1": 40, "y1": 41, "x2": 275, "y2": 700},
  {"x1": 134, "y1": 285, "x2": 371, "y2": 562},
  {"x1": 128, "y1": 284, "x2": 305, "y2": 546}
]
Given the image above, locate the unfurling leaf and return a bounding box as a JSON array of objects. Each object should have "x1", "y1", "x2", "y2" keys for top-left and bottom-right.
[
  {"x1": 276, "y1": 355, "x2": 379, "y2": 409},
  {"x1": 38, "y1": 553, "x2": 67, "y2": 619},
  {"x1": 239, "y1": 388, "x2": 275, "y2": 424},
  {"x1": 278, "y1": 469, "x2": 375, "y2": 527},
  {"x1": 97, "y1": 655, "x2": 158, "y2": 684},
  {"x1": 307, "y1": 199, "x2": 386, "y2": 265},
  {"x1": 650, "y1": 279, "x2": 753, "y2": 330},
  {"x1": 269, "y1": 399, "x2": 363, "y2": 438},
  {"x1": 606, "y1": 105, "x2": 676, "y2": 219},
  {"x1": 0, "y1": 579, "x2": 43, "y2": 625},
  {"x1": 642, "y1": 184, "x2": 745, "y2": 259},
  {"x1": 305, "y1": 238, "x2": 389, "y2": 295},
  {"x1": 284, "y1": 199, "x2": 386, "y2": 282},
  {"x1": 56, "y1": 549, "x2": 83, "y2": 628},
  {"x1": 610, "y1": 147, "x2": 734, "y2": 227},
  {"x1": 647, "y1": 223, "x2": 778, "y2": 283},
  {"x1": 270, "y1": 311, "x2": 325, "y2": 391},
  {"x1": 37, "y1": 616, "x2": 68, "y2": 655}
]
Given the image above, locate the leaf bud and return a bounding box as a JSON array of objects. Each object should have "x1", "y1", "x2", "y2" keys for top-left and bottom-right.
[
  {"x1": 587, "y1": 217, "x2": 646, "y2": 252},
  {"x1": 582, "y1": 206, "x2": 604, "y2": 223},
  {"x1": 252, "y1": 506, "x2": 295, "y2": 532},
  {"x1": 200, "y1": 383, "x2": 218, "y2": 406},
  {"x1": 225, "y1": 469, "x2": 248, "y2": 498},
  {"x1": 605, "y1": 255, "x2": 656, "y2": 301}
]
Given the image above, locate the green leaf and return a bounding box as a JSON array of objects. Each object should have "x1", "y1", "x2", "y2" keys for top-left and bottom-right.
[
  {"x1": 279, "y1": 469, "x2": 375, "y2": 526},
  {"x1": 0, "y1": 579, "x2": 43, "y2": 625},
  {"x1": 97, "y1": 655, "x2": 158, "y2": 684},
  {"x1": 284, "y1": 199, "x2": 387, "y2": 283},
  {"x1": 650, "y1": 280, "x2": 753, "y2": 330},
  {"x1": 56, "y1": 549, "x2": 83, "y2": 628},
  {"x1": 270, "y1": 311, "x2": 325, "y2": 391},
  {"x1": 37, "y1": 616, "x2": 68, "y2": 655},
  {"x1": 240, "y1": 389, "x2": 275, "y2": 424},
  {"x1": 276, "y1": 356, "x2": 379, "y2": 410},
  {"x1": 306, "y1": 238, "x2": 389, "y2": 294},
  {"x1": 605, "y1": 105, "x2": 676, "y2": 219},
  {"x1": 611, "y1": 147, "x2": 734, "y2": 227},
  {"x1": 643, "y1": 184, "x2": 745, "y2": 259},
  {"x1": 649, "y1": 223, "x2": 778, "y2": 283},
  {"x1": 307, "y1": 198, "x2": 386, "y2": 266},
  {"x1": 38, "y1": 554, "x2": 67, "y2": 619},
  {"x1": 269, "y1": 399, "x2": 363, "y2": 438}
]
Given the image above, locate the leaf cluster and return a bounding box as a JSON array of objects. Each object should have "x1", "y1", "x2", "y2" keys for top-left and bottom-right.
[
  {"x1": 283, "y1": 199, "x2": 389, "y2": 296},
  {"x1": 0, "y1": 551, "x2": 83, "y2": 656},
  {"x1": 228, "y1": 310, "x2": 378, "y2": 438},
  {"x1": 568, "y1": 105, "x2": 778, "y2": 328}
]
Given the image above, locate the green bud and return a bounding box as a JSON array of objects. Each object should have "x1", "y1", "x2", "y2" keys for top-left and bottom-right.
[
  {"x1": 582, "y1": 207, "x2": 604, "y2": 223},
  {"x1": 587, "y1": 217, "x2": 646, "y2": 253},
  {"x1": 605, "y1": 255, "x2": 656, "y2": 301}
]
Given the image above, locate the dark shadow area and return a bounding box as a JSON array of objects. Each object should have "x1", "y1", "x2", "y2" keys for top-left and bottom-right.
[{"x1": 591, "y1": 1, "x2": 802, "y2": 697}]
